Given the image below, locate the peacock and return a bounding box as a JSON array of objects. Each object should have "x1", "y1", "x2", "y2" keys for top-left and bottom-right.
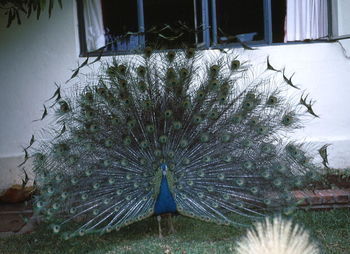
[{"x1": 27, "y1": 47, "x2": 321, "y2": 239}]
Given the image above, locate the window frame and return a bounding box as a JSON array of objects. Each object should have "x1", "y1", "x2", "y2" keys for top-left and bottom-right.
[{"x1": 77, "y1": 0, "x2": 346, "y2": 57}]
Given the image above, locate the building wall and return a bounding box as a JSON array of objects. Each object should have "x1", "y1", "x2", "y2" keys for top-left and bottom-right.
[{"x1": 1, "y1": 1, "x2": 350, "y2": 192}]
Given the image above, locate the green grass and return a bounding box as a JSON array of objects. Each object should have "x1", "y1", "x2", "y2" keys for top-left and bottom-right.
[{"x1": 0, "y1": 209, "x2": 349, "y2": 254}]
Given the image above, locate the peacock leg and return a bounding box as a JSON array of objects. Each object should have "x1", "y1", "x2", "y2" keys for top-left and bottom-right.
[
  {"x1": 167, "y1": 214, "x2": 176, "y2": 234},
  {"x1": 157, "y1": 215, "x2": 163, "y2": 238}
]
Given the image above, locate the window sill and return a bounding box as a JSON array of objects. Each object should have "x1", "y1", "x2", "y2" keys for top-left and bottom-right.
[{"x1": 79, "y1": 39, "x2": 332, "y2": 58}]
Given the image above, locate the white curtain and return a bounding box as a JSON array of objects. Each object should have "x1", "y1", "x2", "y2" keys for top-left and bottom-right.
[
  {"x1": 285, "y1": 0, "x2": 328, "y2": 42},
  {"x1": 83, "y1": 0, "x2": 105, "y2": 52}
]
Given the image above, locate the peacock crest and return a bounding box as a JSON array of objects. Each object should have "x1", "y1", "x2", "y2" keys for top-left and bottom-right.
[{"x1": 28, "y1": 47, "x2": 321, "y2": 239}]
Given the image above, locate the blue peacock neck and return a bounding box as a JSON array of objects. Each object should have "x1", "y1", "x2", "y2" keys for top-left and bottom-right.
[{"x1": 154, "y1": 164, "x2": 177, "y2": 215}]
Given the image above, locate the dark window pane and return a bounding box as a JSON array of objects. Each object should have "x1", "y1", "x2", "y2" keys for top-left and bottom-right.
[
  {"x1": 216, "y1": 0, "x2": 265, "y2": 43},
  {"x1": 271, "y1": 0, "x2": 286, "y2": 43},
  {"x1": 143, "y1": 0, "x2": 197, "y2": 49},
  {"x1": 101, "y1": 0, "x2": 140, "y2": 51}
]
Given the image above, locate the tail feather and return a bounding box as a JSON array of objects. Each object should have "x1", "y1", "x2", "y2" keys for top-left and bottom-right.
[{"x1": 30, "y1": 48, "x2": 321, "y2": 237}]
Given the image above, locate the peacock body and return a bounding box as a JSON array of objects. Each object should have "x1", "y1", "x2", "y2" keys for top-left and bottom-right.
[{"x1": 30, "y1": 47, "x2": 320, "y2": 238}]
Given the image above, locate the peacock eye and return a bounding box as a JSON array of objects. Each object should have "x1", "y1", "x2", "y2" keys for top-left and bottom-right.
[
  {"x1": 120, "y1": 159, "x2": 128, "y2": 166},
  {"x1": 123, "y1": 136, "x2": 132, "y2": 146},
  {"x1": 180, "y1": 68, "x2": 189, "y2": 77},
  {"x1": 267, "y1": 96, "x2": 277, "y2": 105},
  {"x1": 182, "y1": 158, "x2": 190, "y2": 165},
  {"x1": 200, "y1": 133, "x2": 209, "y2": 142},
  {"x1": 36, "y1": 201, "x2": 44, "y2": 208},
  {"x1": 166, "y1": 68, "x2": 176, "y2": 79},
  {"x1": 244, "y1": 161, "x2": 253, "y2": 169},
  {"x1": 164, "y1": 110, "x2": 173, "y2": 118},
  {"x1": 59, "y1": 101, "x2": 70, "y2": 113},
  {"x1": 104, "y1": 139, "x2": 113, "y2": 147},
  {"x1": 143, "y1": 100, "x2": 153, "y2": 109},
  {"x1": 209, "y1": 111, "x2": 218, "y2": 119},
  {"x1": 203, "y1": 156, "x2": 211, "y2": 163},
  {"x1": 244, "y1": 102, "x2": 252, "y2": 109},
  {"x1": 232, "y1": 114, "x2": 242, "y2": 123},
  {"x1": 210, "y1": 65, "x2": 219, "y2": 73},
  {"x1": 251, "y1": 187, "x2": 258, "y2": 194},
  {"x1": 180, "y1": 139, "x2": 188, "y2": 147},
  {"x1": 55, "y1": 175, "x2": 62, "y2": 182},
  {"x1": 193, "y1": 115, "x2": 202, "y2": 124},
  {"x1": 197, "y1": 91, "x2": 205, "y2": 98},
  {"x1": 186, "y1": 48, "x2": 195, "y2": 58},
  {"x1": 274, "y1": 179, "x2": 282, "y2": 187},
  {"x1": 89, "y1": 124, "x2": 98, "y2": 132},
  {"x1": 167, "y1": 51, "x2": 176, "y2": 61},
  {"x1": 262, "y1": 170, "x2": 271, "y2": 179},
  {"x1": 118, "y1": 64, "x2": 126, "y2": 74},
  {"x1": 236, "y1": 179, "x2": 245, "y2": 186},
  {"x1": 167, "y1": 151, "x2": 175, "y2": 158},
  {"x1": 168, "y1": 79, "x2": 178, "y2": 87},
  {"x1": 146, "y1": 124, "x2": 155, "y2": 133},
  {"x1": 140, "y1": 140, "x2": 149, "y2": 148},
  {"x1": 127, "y1": 120, "x2": 136, "y2": 129},
  {"x1": 119, "y1": 79, "x2": 127, "y2": 88},
  {"x1": 223, "y1": 155, "x2": 232, "y2": 162},
  {"x1": 52, "y1": 225, "x2": 60, "y2": 233},
  {"x1": 249, "y1": 118, "x2": 258, "y2": 125},
  {"x1": 138, "y1": 81, "x2": 147, "y2": 92},
  {"x1": 159, "y1": 135, "x2": 168, "y2": 144},
  {"x1": 282, "y1": 114, "x2": 293, "y2": 126},
  {"x1": 207, "y1": 186, "x2": 214, "y2": 192},
  {"x1": 144, "y1": 46, "x2": 152, "y2": 57},
  {"x1": 210, "y1": 79, "x2": 219, "y2": 89},
  {"x1": 172, "y1": 121, "x2": 182, "y2": 129},
  {"x1": 71, "y1": 177, "x2": 78, "y2": 184},
  {"x1": 97, "y1": 87, "x2": 106, "y2": 96},
  {"x1": 84, "y1": 92, "x2": 93, "y2": 102},
  {"x1": 217, "y1": 173, "x2": 225, "y2": 180},
  {"x1": 182, "y1": 100, "x2": 191, "y2": 108},
  {"x1": 231, "y1": 60, "x2": 240, "y2": 70},
  {"x1": 137, "y1": 66, "x2": 146, "y2": 76},
  {"x1": 221, "y1": 133, "x2": 230, "y2": 142}
]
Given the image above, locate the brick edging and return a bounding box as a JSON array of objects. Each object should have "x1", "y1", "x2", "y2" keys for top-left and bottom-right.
[{"x1": 292, "y1": 189, "x2": 350, "y2": 208}]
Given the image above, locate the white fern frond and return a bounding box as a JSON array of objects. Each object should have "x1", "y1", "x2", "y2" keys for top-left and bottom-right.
[{"x1": 235, "y1": 216, "x2": 320, "y2": 254}]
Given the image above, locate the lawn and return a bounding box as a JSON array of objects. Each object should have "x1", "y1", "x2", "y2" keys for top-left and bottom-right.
[{"x1": 0, "y1": 209, "x2": 349, "y2": 254}]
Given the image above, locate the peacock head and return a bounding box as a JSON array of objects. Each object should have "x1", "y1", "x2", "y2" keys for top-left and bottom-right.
[{"x1": 160, "y1": 163, "x2": 168, "y2": 176}]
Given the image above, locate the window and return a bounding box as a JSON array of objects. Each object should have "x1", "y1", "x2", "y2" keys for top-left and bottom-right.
[
  {"x1": 77, "y1": 0, "x2": 350, "y2": 55},
  {"x1": 329, "y1": 0, "x2": 350, "y2": 40}
]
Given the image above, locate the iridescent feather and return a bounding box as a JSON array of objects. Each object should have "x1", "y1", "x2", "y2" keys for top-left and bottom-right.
[{"x1": 30, "y1": 48, "x2": 320, "y2": 238}]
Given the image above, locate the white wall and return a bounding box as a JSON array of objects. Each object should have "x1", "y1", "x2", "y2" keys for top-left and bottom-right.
[
  {"x1": 1, "y1": 1, "x2": 350, "y2": 192},
  {"x1": 0, "y1": 1, "x2": 78, "y2": 192}
]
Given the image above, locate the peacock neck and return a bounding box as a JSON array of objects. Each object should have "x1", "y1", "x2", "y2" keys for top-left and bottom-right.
[{"x1": 154, "y1": 164, "x2": 177, "y2": 215}]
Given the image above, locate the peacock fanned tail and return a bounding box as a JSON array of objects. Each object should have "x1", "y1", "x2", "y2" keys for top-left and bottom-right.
[{"x1": 31, "y1": 47, "x2": 320, "y2": 238}]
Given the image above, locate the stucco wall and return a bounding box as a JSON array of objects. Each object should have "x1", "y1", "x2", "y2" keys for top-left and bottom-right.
[{"x1": 0, "y1": 1, "x2": 350, "y2": 192}]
